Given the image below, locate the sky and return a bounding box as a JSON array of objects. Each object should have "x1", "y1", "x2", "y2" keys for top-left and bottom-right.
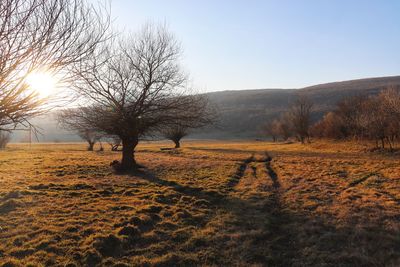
[{"x1": 110, "y1": 0, "x2": 400, "y2": 92}]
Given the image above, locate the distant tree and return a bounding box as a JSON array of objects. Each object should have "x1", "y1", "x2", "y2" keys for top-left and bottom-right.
[
  {"x1": 288, "y1": 95, "x2": 313, "y2": 144},
  {"x1": 0, "y1": 131, "x2": 10, "y2": 149},
  {"x1": 271, "y1": 119, "x2": 283, "y2": 142},
  {"x1": 359, "y1": 91, "x2": 400, "y2": 150},
  {"x1": 380, "y1": 86, "x2": 400, "y2": 114},
  {"x1": 162, "y1": 125, "x2": 188, "y2": 148},
  {"x1": 277, "y1": 112, "x2": 292, "y2": 141},
  {"x1": 262, "y1": 113, "x2": 292, "y2": 142},
  {"x1": 313, "y1": 88, "x2": 400, "y2": 150},
  {"x1": 107, "y1": 136, "x2": 122, "y2": 151},
  {"x1": 80, "y1": 130, "x2": 102, "y2": 151},
  {"x1": 71, "y1": 24, "x2": 213, "y2": 171},
  {"x1": 334, "y1": 95, "x2": 367, "y2": 139},
  {"x1": 381, "y1": 88, "x2": 400, "y2": 147},
  {"x1": 0, "y1": 0, "x2": 109, "y2": 131},
  {"x1": 161, "y1": 94, "x2": 215, "y2": 148},
  {"x1": 261, "y1": 120, "x2": 279, "y2": 142},
  {"x1": 310, "y1": 112, "x2": 345, "y2": 139},
  {"x1": 260, "y1": 122, "x2": 272, "y2": 141},
  {"x1": 380, "y1": 87, "x2": 400, "y2": 146},
  {"x1": 57, "y1": 108, "x2": 103, "y2": 151}
]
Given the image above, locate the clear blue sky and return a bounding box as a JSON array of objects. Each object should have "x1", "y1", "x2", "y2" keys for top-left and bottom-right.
[{"x1": 111, "y1": 0, "x2": 400, "y2": 92}]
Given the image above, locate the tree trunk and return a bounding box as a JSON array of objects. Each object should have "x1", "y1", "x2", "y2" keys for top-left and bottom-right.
[
  {"x1": 387, "y1": 137, "x2": 393, "y2": 152},
  {"x1": 87, "y1": 141, "x2": 94, "y2": 151},
  {"x1": 173, "y1": 139, "x2": 181, "y2": 148},
  {"x1": 98, "y1": 141, "x2": 104, "y2": 151},
  {"x1": 121, "y1": 137, "x2": 139, "y2": 170}
]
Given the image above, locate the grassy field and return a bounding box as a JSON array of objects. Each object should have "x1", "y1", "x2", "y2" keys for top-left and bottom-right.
[{"x1": 0, "y1": 140, "x2": 399, "y2": 266}]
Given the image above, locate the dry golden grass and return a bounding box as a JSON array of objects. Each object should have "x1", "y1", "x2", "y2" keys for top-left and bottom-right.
[{"x1": 0, "y1": 140, "x2": 399, "y2": 266}]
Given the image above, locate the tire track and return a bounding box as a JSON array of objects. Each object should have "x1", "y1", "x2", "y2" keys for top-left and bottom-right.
[
  {"x1": 227, "y1": 154, "x2": 254, "y2": 188},
  {"x1": 264, "y1": 152, "x2": 280, "y2": 189},
  {"x1": 263, "y1": 151, "x2": 298, "y2": 266}
]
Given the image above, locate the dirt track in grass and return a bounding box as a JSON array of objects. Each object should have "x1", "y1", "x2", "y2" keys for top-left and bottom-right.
[{"x1": 0, "y1": 141, "x2": 399, "y2": 266}]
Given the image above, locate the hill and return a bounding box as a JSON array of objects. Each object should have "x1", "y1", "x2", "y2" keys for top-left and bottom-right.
[
  {"x1": 9, "y1": 75, "x2": 400, "y2": 142},
  {"x1": 195, "y1": 75, "x2": 400, "y2": 139}
]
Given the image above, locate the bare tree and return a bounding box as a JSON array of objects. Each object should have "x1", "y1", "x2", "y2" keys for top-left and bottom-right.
[
  {"x1": 162, "y1": 125, "x2": 188, "y2": 148},
  {"x1": 334, "y1": 95, "x2": 367, "y2": 139},
  {"x1": 380, "y1": 86, "x2": 400, "y2": 115},
  {"x1": 288, "y1": 95, "x2": 313, "y2": 144},
  {"x1": 359, "y1": 92, "x2": 400, "y2": 150},
  {"x1": 261, "y1": 119, "x2": 280, "y2": 142},
  {"x1": 161, "y1": 95, "x2": 215, "y2": 148},
  {"x1": 0, "y1": 131, "x2": 10, "y2": 149},
  {"x1": 107, "y1": 136, "x2": 122, "y2": 151},
  {"x1": 80, "y1": 130, "x2": 102, "y2": 151},
  {"x1": 0, "y1": 0, "x2": 109, "y2": 131},
  {"x1": 262, "y1": 113, "x2": 292, "y2": 142},
  {"x1": 261, "y1": 120, "x2": 278, "y2": 141},
  {"x1": 58, "y1": 108, "x2": 103, "y2": 151},
  {"x1": 71, "y1": 24, "x2": 212, "y2": 170},
  {"x1": 277, "y1": 112, "x2": 292, "y2": 141},
  {"x1": 380, "y1": 88, "x2": 400, "y2": 147}
]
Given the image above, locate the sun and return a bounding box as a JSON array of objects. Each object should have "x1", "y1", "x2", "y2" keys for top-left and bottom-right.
[{"x1": 26, "y1": 71, "x2": 58, "y2": 97}]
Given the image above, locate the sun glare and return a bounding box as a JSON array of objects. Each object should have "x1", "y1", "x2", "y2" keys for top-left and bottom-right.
[{"x1": 26, "y1": 71, "x2": 58, "y2": 97}]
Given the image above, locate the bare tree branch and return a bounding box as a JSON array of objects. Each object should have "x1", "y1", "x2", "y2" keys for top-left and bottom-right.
[{"x1": 0, "y1": 0, "x2": 110, "y2": 131}]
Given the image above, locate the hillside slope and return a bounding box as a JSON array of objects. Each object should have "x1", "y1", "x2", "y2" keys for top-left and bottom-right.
[{"x1": 195, "y1": 76, "x2": 400, "y2": 139}]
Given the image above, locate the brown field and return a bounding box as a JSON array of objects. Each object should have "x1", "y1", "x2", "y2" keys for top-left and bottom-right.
[{"x1": 0, "y1": 140, "x2": 399, "y2": 266}]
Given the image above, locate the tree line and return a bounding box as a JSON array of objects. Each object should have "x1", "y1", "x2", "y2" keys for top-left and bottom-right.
[
  {"x1": 264, "y1": 88, "x2": 400, "y2": 151},
  {"x1": 312, "y1": 88, "x2": 400, "y2": 150}
]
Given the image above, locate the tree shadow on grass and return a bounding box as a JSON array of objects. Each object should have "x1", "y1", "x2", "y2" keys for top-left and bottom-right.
[
  {"x1": 187, "y1": 147, "x2": 259, "y2": 154},
  {"x1": 133, "y1": 169, "x2": 228, "y2": 206},
  {"x1": 127, "y1": 169, "x2": 400, "y2": 266},
  {"x1": 3, "y1": 166, "x2": 397, "y2": 266},
  {"x1": 129, "y1": 169, "x2": 300, "y2": 265}
]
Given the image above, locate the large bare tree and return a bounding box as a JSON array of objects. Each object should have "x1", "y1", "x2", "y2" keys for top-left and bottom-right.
[
  {"x1": 0, "y1": 0, "x2": 109, "y2": 131},
  {"x1": 72, "y1": 24, "x2": 212, "y2": 170}
]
